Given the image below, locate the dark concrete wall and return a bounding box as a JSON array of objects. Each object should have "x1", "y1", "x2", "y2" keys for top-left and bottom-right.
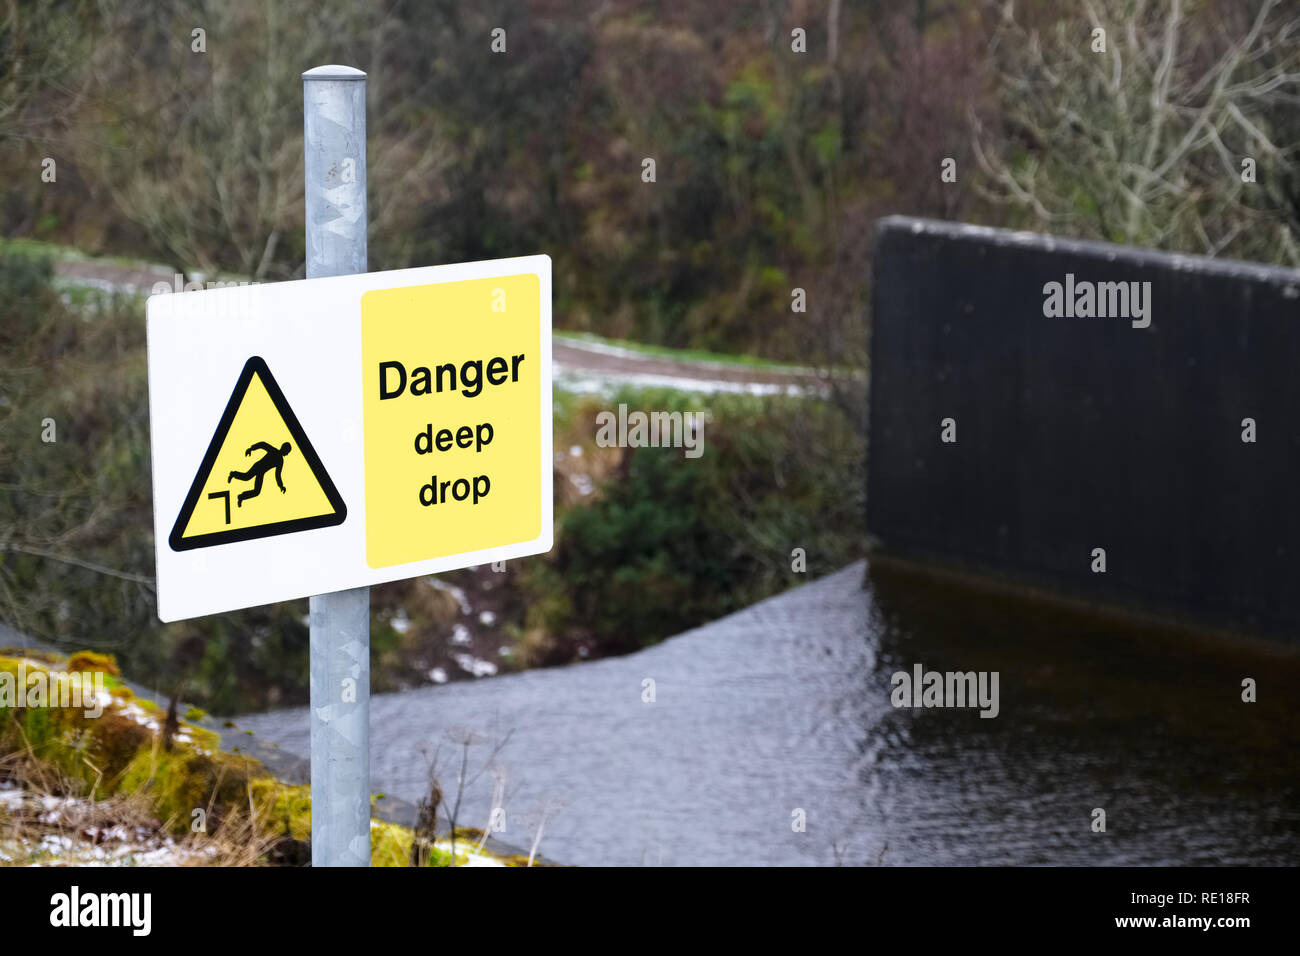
[{"x1": 866, "y1": 216, "x2": 1300, "y2": 637}]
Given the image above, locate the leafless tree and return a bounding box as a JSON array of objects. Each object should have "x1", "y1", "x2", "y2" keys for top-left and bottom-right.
[
  {"x1": 78, "y1": 0, "x2": 453, "y2": 280},
  {"x1": 419, "y1": 724, "x2": 514, "y2": 862},
  {"x1": 0, "y1": 0, "x2": 96, "y2": 144},
  {"x1": 973, "y1": 0, "x2": 1300, "y2": 265},
  {"x1": 524, "y1": 794, "x2": 567, "y2": 868},
  {"x1": 474, "y1": 766, "x2": 508, "y2": 855}
]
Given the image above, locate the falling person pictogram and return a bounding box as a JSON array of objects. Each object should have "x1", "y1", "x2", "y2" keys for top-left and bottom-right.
[
  {"x1": 168, "y1": 357, "x2": 345, "y2": 552},
  {"x1": 228, "y1": 441, "x2": 292, "y2": 506}
]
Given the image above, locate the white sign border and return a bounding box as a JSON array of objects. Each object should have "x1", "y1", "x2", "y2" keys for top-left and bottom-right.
[{"x1": 147, "y1": 254, "x2": 552, "y2": 622}]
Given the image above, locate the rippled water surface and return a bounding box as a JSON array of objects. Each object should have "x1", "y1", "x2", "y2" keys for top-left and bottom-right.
[{"x1": 233, "y1": 562, "x2": 1300, "y2": 865}]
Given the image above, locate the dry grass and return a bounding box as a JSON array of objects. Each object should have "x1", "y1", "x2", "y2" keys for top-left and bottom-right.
[
  {"x1": 0, "y1": 652, "x2": 526, "y2": 866},
  {"x1": 0, "y1": 739, "x2": 283, "y2": 867}
]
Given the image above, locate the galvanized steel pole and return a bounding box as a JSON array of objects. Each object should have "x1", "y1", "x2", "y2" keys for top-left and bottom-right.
[{"x1": 303, "y1": 64, "x2": 370, "y2": 867}]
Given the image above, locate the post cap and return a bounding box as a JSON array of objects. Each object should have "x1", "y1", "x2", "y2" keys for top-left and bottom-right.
[{"x1": 302, "y1": 65, "x2": 367, "y2": 80}]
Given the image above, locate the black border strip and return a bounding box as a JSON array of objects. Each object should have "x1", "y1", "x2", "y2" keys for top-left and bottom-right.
[{"x1": 168, "y1": 356, "x2": 347, "y2": 552}]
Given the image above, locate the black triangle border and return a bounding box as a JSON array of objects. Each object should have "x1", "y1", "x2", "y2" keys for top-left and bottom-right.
[{"x1": 168, "y1": 356, "x2": 347, "y2": 552}]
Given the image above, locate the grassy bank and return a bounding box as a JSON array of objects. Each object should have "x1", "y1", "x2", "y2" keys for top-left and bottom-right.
[{"x1": 0, "y1": 650, "x2": 537, "y2": 866}]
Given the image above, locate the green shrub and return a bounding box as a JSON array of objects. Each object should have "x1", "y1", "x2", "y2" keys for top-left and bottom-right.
[
  {"x1": 0, "y1": 248, "x2": 56, "y2": 310},
  {"x1": 519, "y1": 387, "x2": 864, "y2": 662}
]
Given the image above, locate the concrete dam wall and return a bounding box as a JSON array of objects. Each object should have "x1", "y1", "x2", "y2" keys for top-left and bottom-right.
[{"x1": 866, "y1": 216, "x2": 1300, "y2": 638}]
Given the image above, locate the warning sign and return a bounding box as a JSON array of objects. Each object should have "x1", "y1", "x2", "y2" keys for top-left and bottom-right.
[
  {"x1": 147, "y1": 254, "x2": 551, "y2": 622},
  {"x1": 168, "y1": 356, "x2": 346, "y2": 551},
  {"x1": 360, "y1": 273, "x2": 542, "y2": 569}
]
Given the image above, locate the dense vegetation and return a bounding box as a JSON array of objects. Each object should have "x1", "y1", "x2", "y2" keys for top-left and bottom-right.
[
  {"x1": 5, "y1": 1, "x2": 1295, "y2": 364},
  {"x1": 2, "y1": 0, "x2": 1297, "y2": 711},
  {"x1": 520, "y1": 387, "x2": 862, "y2": 664}
]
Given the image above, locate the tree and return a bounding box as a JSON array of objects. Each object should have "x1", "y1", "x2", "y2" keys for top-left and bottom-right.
[
  {"x1": 0, "y1": 0, "x2": 95, "y2": 145},
  {"x1": 80, "y1": 0, "x2": 453, "y2": 279},
  {"x1": 973, "y1": 0, "x2": 1300, "y2": 266}
]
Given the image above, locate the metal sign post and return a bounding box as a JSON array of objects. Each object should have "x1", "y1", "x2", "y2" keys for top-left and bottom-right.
[
  {"x1": 146, "y1": 64, "x2": 551, "y2": 863},
  {"x1": 303, "y1": 64, "x2": 370, "y2": 867}
]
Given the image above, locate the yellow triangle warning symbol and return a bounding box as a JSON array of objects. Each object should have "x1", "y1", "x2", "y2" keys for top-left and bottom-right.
[{"x1": 169, "y1": 356, "x2": 346, "y2": 551}]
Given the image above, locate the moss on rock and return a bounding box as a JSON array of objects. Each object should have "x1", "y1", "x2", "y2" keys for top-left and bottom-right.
[{"x1": 0, "y1": 652, "x2": 522, "y2": 866}]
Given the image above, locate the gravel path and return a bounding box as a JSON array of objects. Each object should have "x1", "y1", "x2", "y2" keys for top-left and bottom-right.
[{"x1": 54, "y1": 258, "x2": 829, "y2": 394}]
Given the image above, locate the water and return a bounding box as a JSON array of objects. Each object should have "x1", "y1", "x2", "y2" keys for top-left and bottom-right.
[{"x1": 232, "y1": 561, "x2": 1300, "y2": 865}]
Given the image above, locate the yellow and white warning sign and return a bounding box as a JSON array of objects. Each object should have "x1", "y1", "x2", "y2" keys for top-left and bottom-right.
[
  {"x1": 360, "y1": 273, "x2": 542, "y2": 568},
  {"x1": 147, "y1": 255, "x2": 551, "y2": 622},
  {"x1": 168, "y1": 357, "x2": 346, "y2": 551}
]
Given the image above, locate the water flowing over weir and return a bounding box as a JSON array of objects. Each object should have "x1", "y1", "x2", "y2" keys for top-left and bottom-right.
[{"x1": 230, "y1": 563, "x2": 1300, "y2": 866}]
